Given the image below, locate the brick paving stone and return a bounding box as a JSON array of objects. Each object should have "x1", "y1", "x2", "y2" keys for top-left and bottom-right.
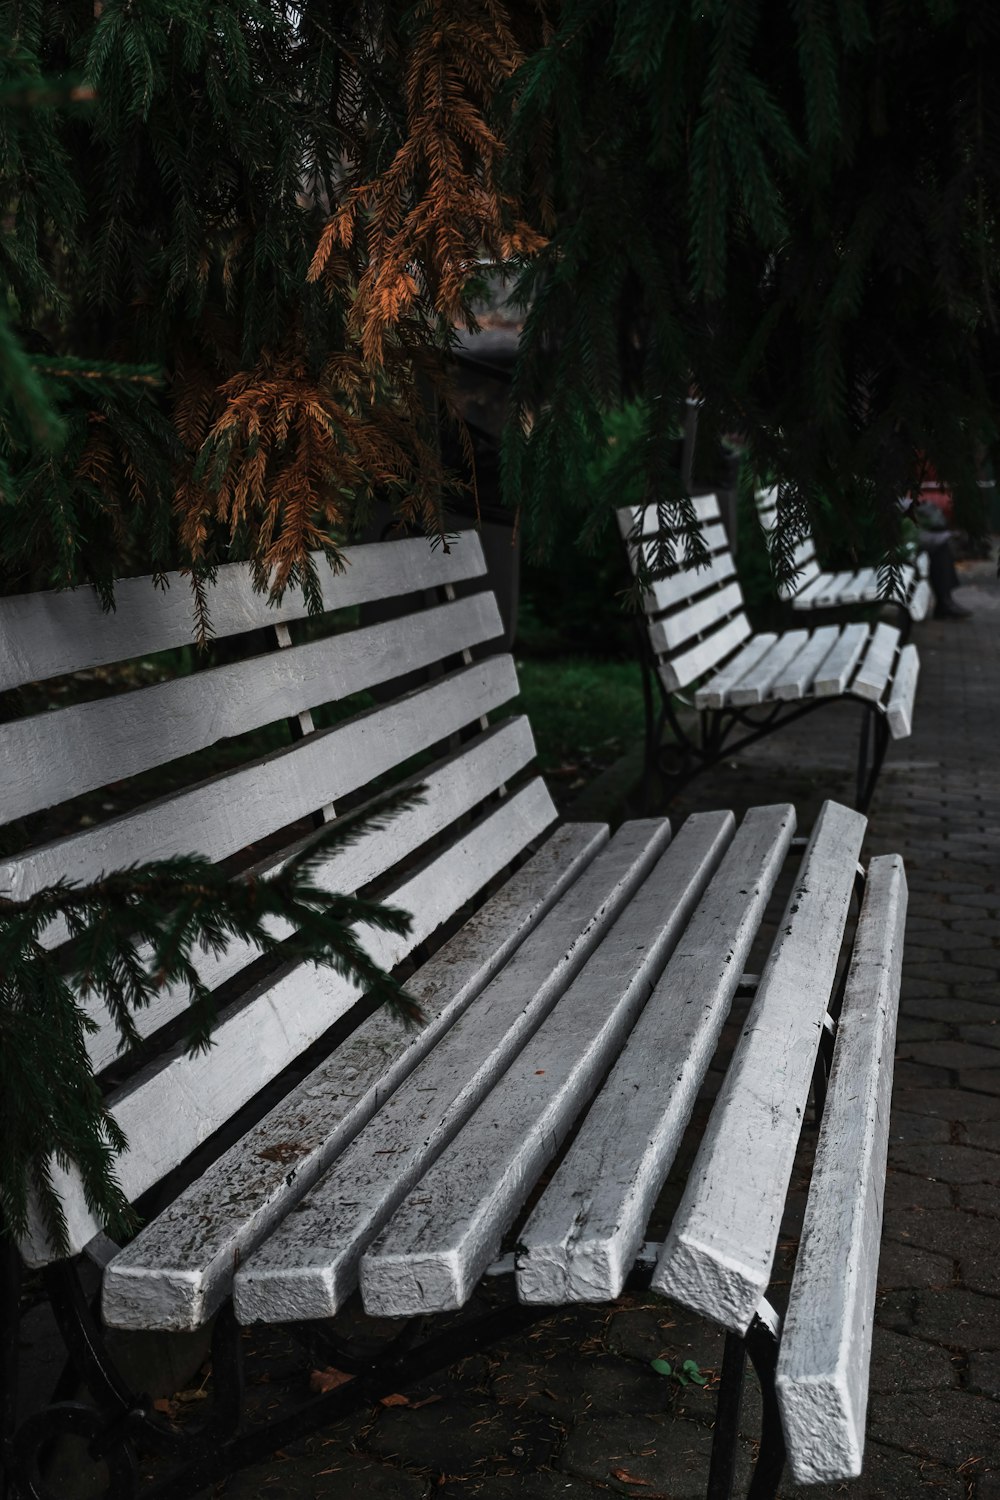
[
  {"x1": 896, "y1": 1020, "x2": 952, "y2": 1044},
  {"x1": 898, "y1": 1042, "x2": 1000, "y2": 1071},
  {"x1": 958, "y1": 1183, "x2": 1000, "y2": 1217},
  {"x1": 876, "y1": 1239, "x2": 955, "y2": 1290},
  {"x1": 887, "y1": 1209, "x2": 997, "y2": 1295},
  {"x1": 893, "y1": 1087, "x2": 1000, "y2": 1120},
  {"x1": 884, "y1": 1171, "x2": 954, "y2": 1214},
  {"x1": 888, "y1": 1143, "x2": 1000, "y2": 1182},
  {"x1": 878, "y1": 1288, "x2": 1000, "y2": 1348},
  {"x1": 869, "y1": 1327, "x2": 958, "y2": 1392},
  {"x1": 362, "y1": 1399, "x2": 563, "y2": 1479},
  {"x1": 958, "y1": 1071, "x2": 1000, "y2": 1095},
  {"x1": 438, "y1": 1476, "x2": 601, "y2": 1500},
  {"x1": 888, "y1": 1110, "x2": 951, "y2": 1145},
  {"x1": 867, "y1": 1389, "x2": 1000, "y2": 1468},
  {"x1": 969, "y1": 1352, "x2": 1000, "y2": 1401},
  {"x1": 904, "y1": 999, "x2": 1000, "y2": 1025},
  {"x1": 558, "y1": 1412, "x2": 726, "y2": 1499},
  {"x1": 960, "y1": 1119, "x2": 1000, "y2": 1152},
  {"x1": 960, "y1": 1023, "x2": 1000, "y2": 1048}
]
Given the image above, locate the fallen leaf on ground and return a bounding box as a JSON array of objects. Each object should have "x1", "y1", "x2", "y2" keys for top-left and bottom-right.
[
  {"x1": 611, "y1": 1469, "x2": 653, "y2": 1486},
  {"x1": 379, "y1": 1392, "x2": 410, "y2": 1407},
  {"x1": 310, "y1": 1366, "x2": 355, "y2": 1393}
]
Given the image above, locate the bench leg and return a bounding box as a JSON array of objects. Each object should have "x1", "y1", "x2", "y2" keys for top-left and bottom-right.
[
  {"x1": 1, "y1": 1238, "x2": 21, "y2": 1500},
  {"x1": 705, "y1": 1308, "x2": 786, "y2": 1500},
  {"x1": 855, "y1": 707, "x2": 890, "y2": 813}
]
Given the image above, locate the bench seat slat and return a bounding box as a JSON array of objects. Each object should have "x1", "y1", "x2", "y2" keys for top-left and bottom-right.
[
  {"x1": 20, "y1": 776, "x2": 560, "y2": 1266},
  {"x1": 886, "y1": 643, "x2": 919, "y2": 738},
  {"x1": 232, "y1": 820, "x2": 673, "y2": 1324},
  {"x1": 100, "y1": 816, "x2": 605, "y2": 1330},
  {"x1": 1, "y1": 593, "x2": 503, "y2": 824},
  {"x1": 516, "y1": 803, "x2": 796, "y2": 1306},
  {"x1": 812, "y1": 623, "x2": 871, "y2": 696},
  {"x1": 851, "y1": 622, "x2": 899, "y2": 702},
  {"x1": 652, "y1": 800, "x2": 868, "y2": 1333},
  {"x1": 0, "y1": 538, "x2": 487, "y2": 693},
  {"x1": 359, "y1": 812, "x2": 735, "y2": 1316},
  {"x1": 769, "y1": 626, "x2": 840, "y2": 700},
  {"x1": 908, "y1": 577, "x2": 932, "y2": 622},
  {"x1": 776, "y1": 855, "x2": 907, "y2": 1485},
  {"x1": 726, "y1": 631, "x2": 810, "y2": 705},
  {"x1": 82, "y1": 715, "x2": 540, "y2": 1073},
  {"x1": 3, "y1": 656, "x2": 520, "y2": 909},
  {"x1": 692, "y1": 634, "x2": 779, "y2": 710},
  {"x1": 793, "y1": 571, "x2": 840, "y2": 607}
]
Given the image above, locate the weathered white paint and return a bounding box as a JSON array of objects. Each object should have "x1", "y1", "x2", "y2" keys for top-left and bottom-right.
[
  {"x1": 1, "y1": 593, "x2": 503, "y2": 823},
  {"x1": 886, "y1": 643, "x2": 919, "y2": 739},
  {"x1": 793, "y1": 571, "x2": 839, "y2": 607},
  {"x1": 851, "y1": 622, "x2": 899, "y2": 703},
  {"x1": 770, "y1": 627, "x2": 840, "y2": 701},
  {"x1": 727, "y1": 631, "x2": 810, "y2": 706},
  {"x1": 0, "y1": 535, "x2": 487, "y2": 692},
  {"x1": 648, "y1": 582, "x2": 747, "y2": 655},
  {"x1": 81, "y1": 716, "x2": 540, "y2": 1073},
  {"x1": 693, "y1": 635, "x2": 779, "y2": 711},
  {"x1": 652, "y1": 800, "x2": 868, "y2": 1333},
  {"x1": 812, "y1": 624, "x2": 870, "y2": 696},
  {"x1": 515, "y1": 803, "x2": 797, "y2": 1307},
  {"x1": 359, "y1": 812, "x2": 735, "y2": 1316},
  {"x1": 643, "y1": 551, "x2": 736, "y2": 615},
  {"x1": 776, "y1": 855, "x2": 907, "y2": 1484},
  {"x1": 3, "y1": 656, "x2": 520, "y2": 908},
  {"x1": 659, "y1": 614, "x2": 754, "y2": 696},
  {"x1": 99, "y1": 816, "x2": 606, "y2": 1328},
  {"x1": 233, "y1": 820, "x2": 674, "y2": 1324}
]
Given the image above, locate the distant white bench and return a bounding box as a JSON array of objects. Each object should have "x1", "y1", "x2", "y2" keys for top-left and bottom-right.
[
  {"x1": 620, "y1": 494, "x2": 921, "y2": 810},
  {"x1": 1, "y1": 533, "x2": 906, "y2": 1500},
  {"x1": 755, "y1": 485, "x2": 932, "y2": 626}
]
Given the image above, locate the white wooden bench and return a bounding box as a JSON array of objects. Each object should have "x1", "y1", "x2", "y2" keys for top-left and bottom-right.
[
  {"x1": 0, "y1": 532, "x2": 907, "y2": 1500},
  {"x1": 620, "y1": 493, "x2": 921, "y2": 810},
  {"x1": 755, "y1": 485, "x2": 933, "y2": 626}
]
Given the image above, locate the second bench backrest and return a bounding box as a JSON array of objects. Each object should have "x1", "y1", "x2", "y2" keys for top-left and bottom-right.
[
  {"x1": 754, "y1": 486, "x2": 823, "y2": 600},
  {"x1": 616, "y1": 493, "x2": 754, "y2": 693},
  {"x1": 1, "y1": 532, "x2": 557, "y2": 1264}
]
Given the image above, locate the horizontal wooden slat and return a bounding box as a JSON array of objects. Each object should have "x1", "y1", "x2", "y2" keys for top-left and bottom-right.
[
  {"x1": 82, "y1": 716, "x2": 540, "y2": 1074},
  {"x1": 21, "y1": 775, "x2": 562, "y2": 1267},
  {"x1": 644, "y1": 549, "x2": 736, "y2": 614},
  {"x1": 727, "y1": 631, "x2": 810, "y2": 706},
  {"x1": 770, "y1": 627, "x2": 840, "y2": 701},
  {"x1": 233, "y1": 820, "x2": 674, "y2": 1324},
  {"x1": 2, "y1": 656, "x2": 520, "y2": 907},
  {"x1": 517, "y1": 804, "x2": 796, "y2": 1305},
  {"x1": 648, "y1": 582, "x2": 746, "y2": 655},
  {"x1": 886, "y1": 643, "x2": 919, "y2": 738},
  {"x1": 655, "y1": 613, "x2": 753, "y2": 695},
  {"x1": 100, "y1": 811, "x2": 603, "y2": 1326},
  {"x1": 777, "y1": 855, "x2": 906, "y2": 1484},
  {"x1": 693, "y1": 634, "x2": 778, "y2": 710},
  {"x1": 619, "y1": 493, "x2": 722, "y2": 538},
  {"x1": 652, "y1": 800, "x2": 868, "y2": 1333},
  {"x1": 360, "y1": 812, "x2": 734, "y2": 1316},
  {"x1": 851, "y1": 622, "x2": 899, "y2": 703},
  {"x1": 813, "y1": 624, "x2": 870, "y2": 696},
  {"x1": 0, "y1": 535, "x2": 488, "y2": 692},
  {"x1": 1, "y1": 592, "x2": 504, "y2": 824},
  {"x1": 794, "y1": 571, "x2": 840, "y2": 607}
]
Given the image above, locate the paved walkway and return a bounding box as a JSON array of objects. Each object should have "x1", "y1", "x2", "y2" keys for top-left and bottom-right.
[{"x1": 31, "y1": 563, "x2": 1000, "y2": 1500}]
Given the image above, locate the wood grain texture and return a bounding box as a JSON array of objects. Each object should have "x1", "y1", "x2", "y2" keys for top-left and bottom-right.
[
  {"x1": 232, "y1": 820, "x2": 674, "y2": 1324},
  {"x1": 3, "y1": 656, "x2": 520, "y2": 908},
  {"x1": 0, "y1": 593, "x2": 503, "y2": 822},
  {"x1": 652, "y1": 800, "x2": 868, "y2": 1333},
  {"x1": 0, "y1": 535, "x2": 487, "y2": 692},
  {"x1": 359, "y1": 812, "x2": 735, "y2": 1316},
  {"x1": 81, "y1": 716, "x2": 540, "y2": 1074},
  {"x1": 99, "y1": 815, "x2": 605, "y2": 1327},
  {"x1": 515, "y1": 804, "x2": 797, "y2": 1307},
  {"x1": 776, "y1": 854, "x2": 907, "y2": 1484},
  {"x1": 886, "y1": 643, "x2": 919, "y2": 739}
]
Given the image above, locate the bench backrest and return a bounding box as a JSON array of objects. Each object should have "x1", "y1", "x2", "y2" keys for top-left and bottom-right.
[
  {"x1": 754, "y1": 485, "x2": 823, "y2": 600},
  {"x1": 1, "y1": 533, "x2": 558, "y2": 1263},
  {"x1": 616, "y1": 493, "x2": 753, "y2": 692}
]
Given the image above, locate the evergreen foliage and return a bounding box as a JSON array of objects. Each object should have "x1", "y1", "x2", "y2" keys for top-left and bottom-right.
[
  {"x1": 0, "y1": 0, "x2": 536, "y2": 627},
  {"x1": 0, "y1": 788, "x2": 424, "y2": 1256},
  {"x1": 503, "y1": 1, "x2": 1000, "y2": 585}
]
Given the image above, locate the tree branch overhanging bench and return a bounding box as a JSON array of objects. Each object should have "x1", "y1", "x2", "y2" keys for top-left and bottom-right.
[
  {"x1": 620, "y1": 494, "x2": 921, "y2": 812},
  {"x1": 1, "y1": 532, "x2": 906, "y2": 1500},
  {"x1": 754, "y1": 485, "x2": 933, "y2": 629}
]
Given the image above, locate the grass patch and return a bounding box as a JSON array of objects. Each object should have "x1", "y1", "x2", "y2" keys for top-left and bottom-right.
[{"x1": 507, "y1": 656, "x2": 645, "y2": 790}]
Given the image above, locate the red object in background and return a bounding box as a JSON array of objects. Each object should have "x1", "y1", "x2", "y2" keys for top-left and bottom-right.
[{"x1": 917, "y1": 458, "x2": 954, "y2": 523}]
